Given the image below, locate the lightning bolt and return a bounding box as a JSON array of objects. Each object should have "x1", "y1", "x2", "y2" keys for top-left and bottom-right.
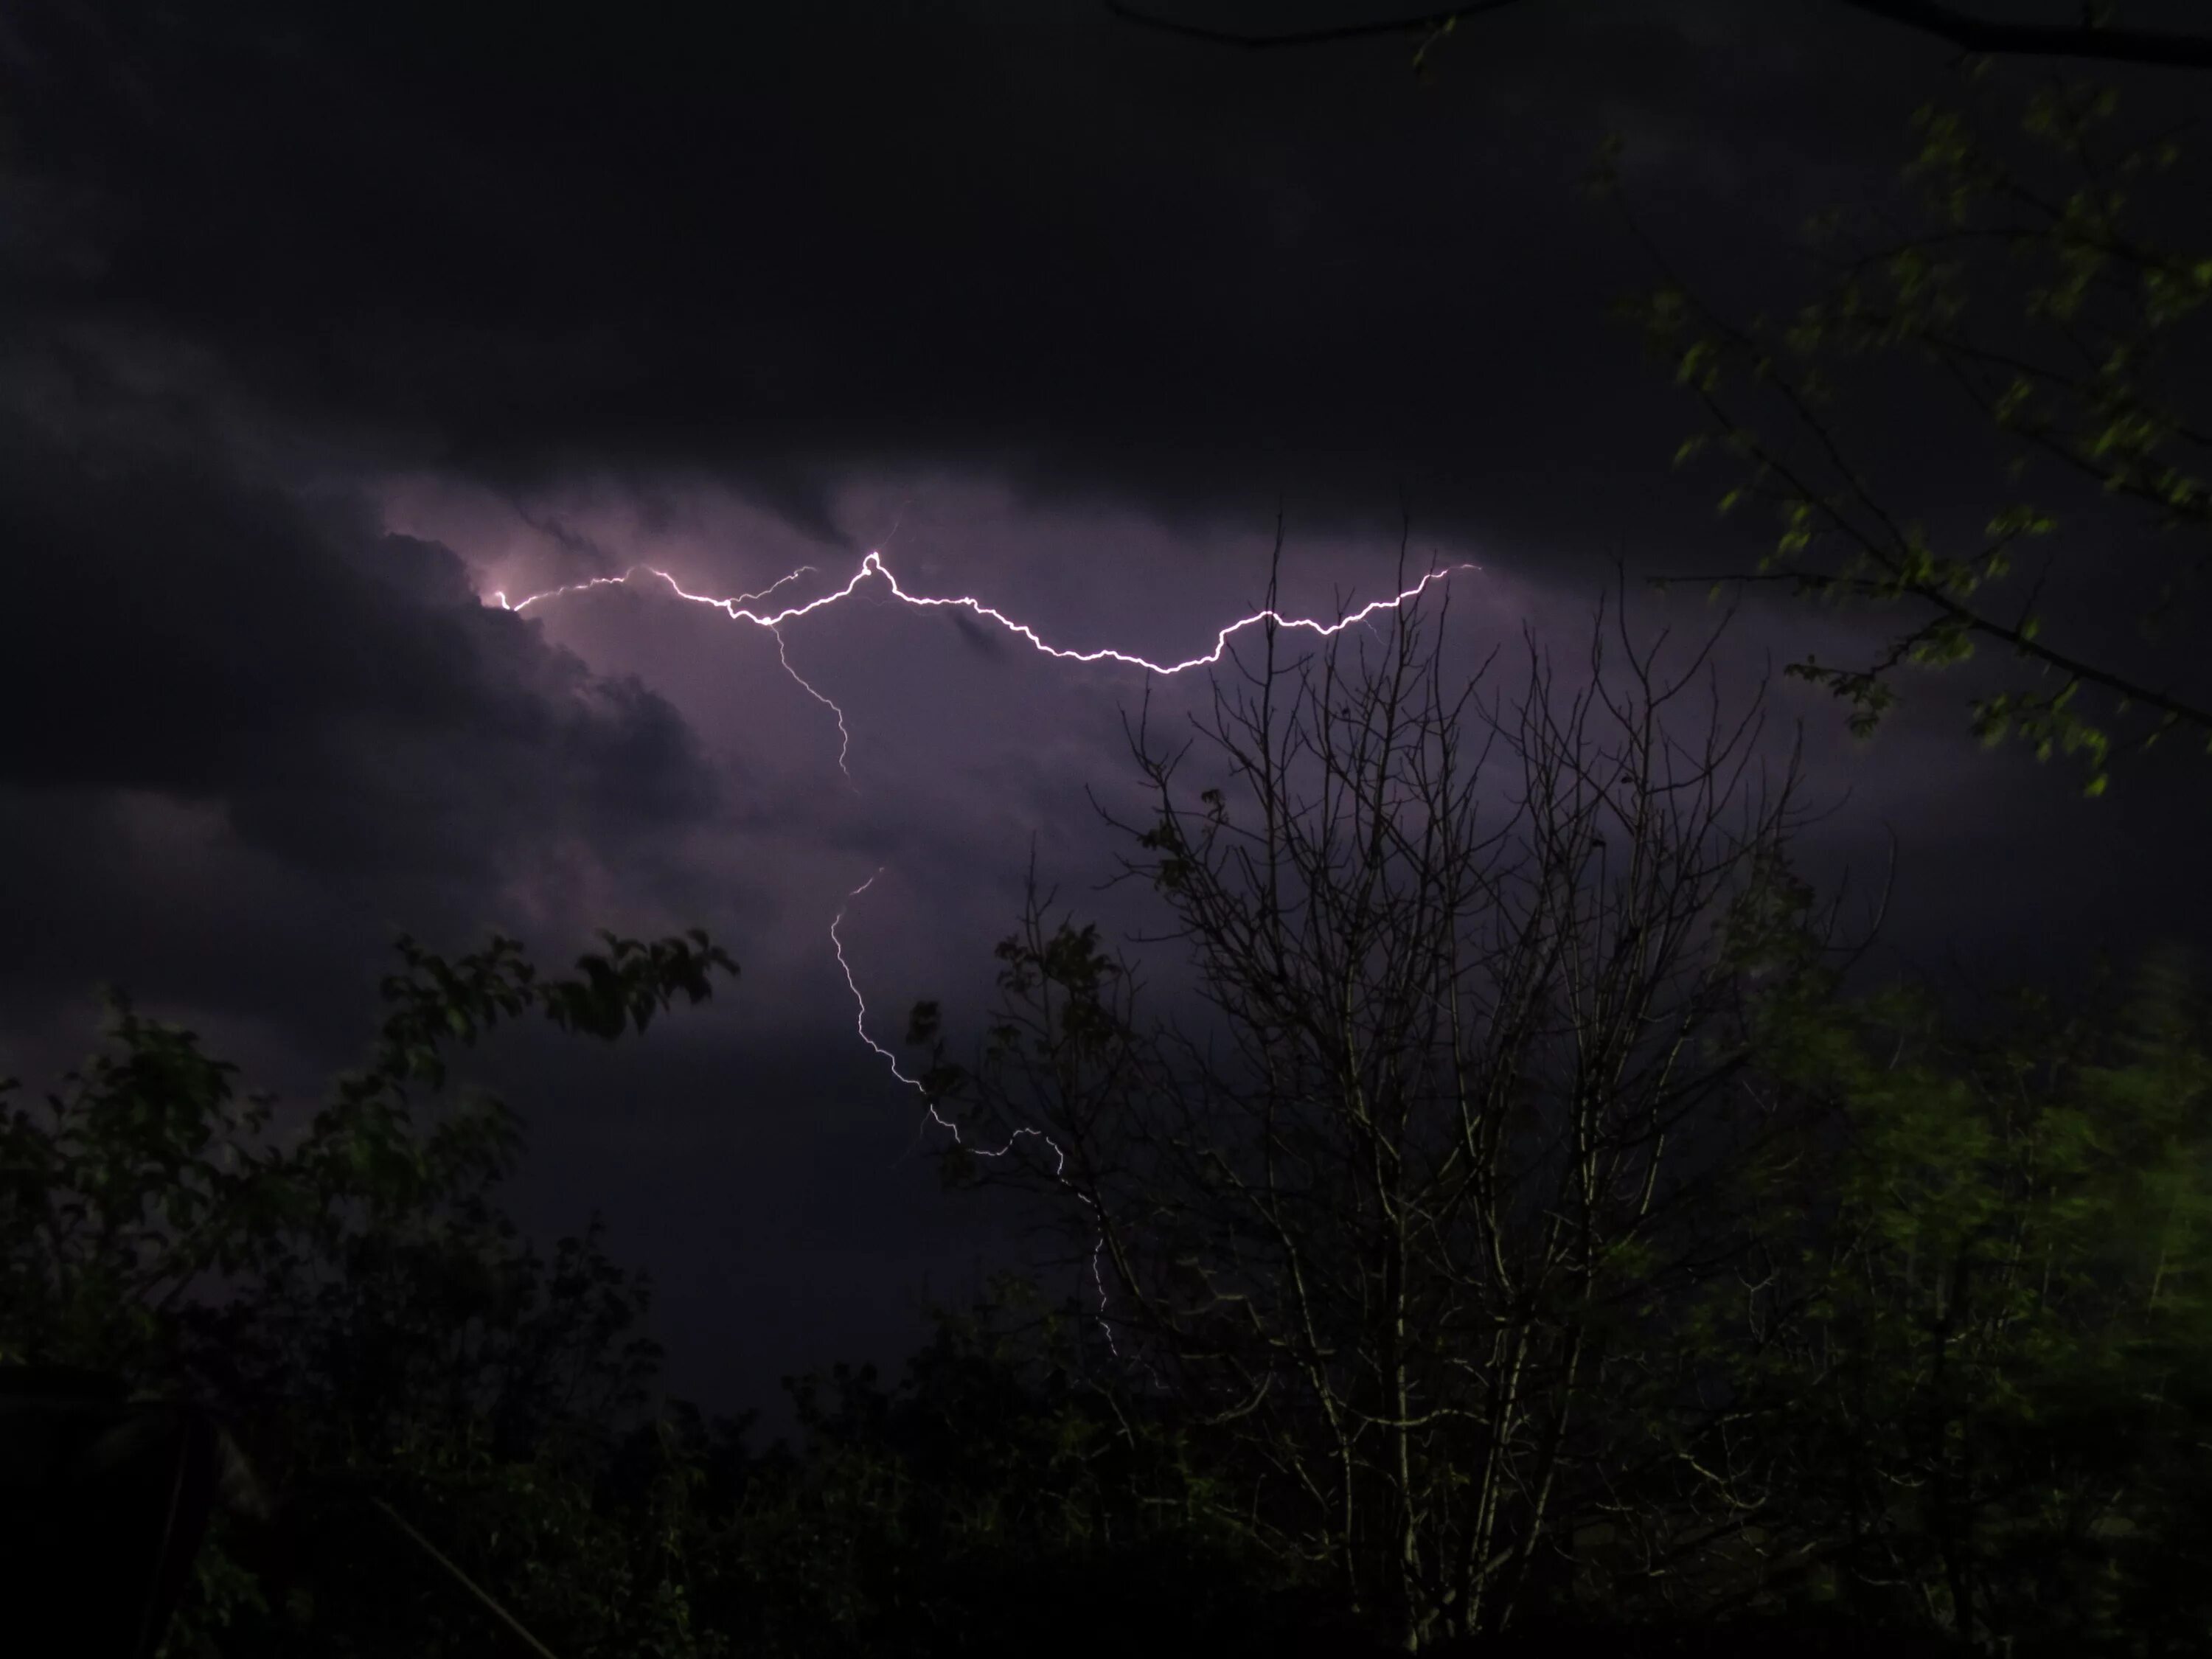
[
  {"x1": 489, "y1": 562, "x2": 818, "y2": 615},
  {"x1": 487, "y1": 546, "x2": 1484, "y2": 1364},
  {"x1": 832, "y1": 868, "x2": 1123, "y2": 1355},
  {"x1": 494, "y1": 549, "x2": 1476, "y2": 674},
  {"x1": 493, "y1": 550, "x2": 1476, "y2": 773}
]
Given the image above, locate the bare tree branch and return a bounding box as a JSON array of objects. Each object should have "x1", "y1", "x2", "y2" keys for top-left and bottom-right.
[
  {"x1": 1103, "y1": 0, "x2": 1531, "y2": 52},
  {"x1": 1105, "y1": 0, "x2": 2212, "y2": 70},
  {"x1": 1840, "y1": 0, "x2": 2212, "y2": 69}
]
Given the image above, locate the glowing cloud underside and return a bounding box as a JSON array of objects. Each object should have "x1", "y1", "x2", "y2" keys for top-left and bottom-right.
[{"x1": 487, "y1": 548, "x2": 1481, "y2": 1355}]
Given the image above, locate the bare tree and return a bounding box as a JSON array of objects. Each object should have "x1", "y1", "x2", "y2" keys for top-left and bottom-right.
[{"x1": 908, "y1": 547, "x2": 1875, "y2": 1649}]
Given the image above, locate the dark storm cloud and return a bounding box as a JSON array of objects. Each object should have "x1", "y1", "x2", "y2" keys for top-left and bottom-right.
[
  {"x1": 13, "y1": 0, "x2": 2205, "y2": 582},
  {"x1": 0, "y1": 414, "x2": 717, "y2": 873},
  {"x1": 0, "y1": 0, "x2": 2017, "y2": 545},
  {"x1": 0, "y1": 328, "x2": 726, "y2": 1057}
]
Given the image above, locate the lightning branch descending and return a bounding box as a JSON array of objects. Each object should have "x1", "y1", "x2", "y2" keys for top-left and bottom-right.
[
  {"x1": 773, "y1": 624, "x2": 854, "y2": 776},
  {"x1": 493, "y1": 562, "x2": 866, "y2": 775},
  {"x1": 487, "y1": 546, "x2": 1483, "y2": 1363},
  {"x1": 832, "y1": 868, "x2": 1126, "y2": 1353}
]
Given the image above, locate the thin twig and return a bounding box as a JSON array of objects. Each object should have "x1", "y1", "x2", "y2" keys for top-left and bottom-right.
[{"x1": 370, "y1": 1496, "x2": 566, "y2": 1659}]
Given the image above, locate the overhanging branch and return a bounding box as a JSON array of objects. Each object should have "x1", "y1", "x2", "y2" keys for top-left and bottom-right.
[{"x1": 1105, "y1": 0, "x2": 2212, "y2": 69}]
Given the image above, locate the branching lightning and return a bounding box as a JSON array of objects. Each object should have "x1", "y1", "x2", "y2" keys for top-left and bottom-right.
[
  {"x1": 495, "y1": 549, "x2": 1474, "y2": 675},
  {"x1": 487, "y1": 546, "x2": 1482, "y2": 1359}
]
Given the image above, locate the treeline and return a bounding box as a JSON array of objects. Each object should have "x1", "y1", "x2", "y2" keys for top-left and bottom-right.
[{"x1": 5, "y1": 917, "x2": 2210, "y2": 1655}]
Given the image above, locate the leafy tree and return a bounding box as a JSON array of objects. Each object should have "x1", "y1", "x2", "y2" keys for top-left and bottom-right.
[
  {"x1": 1590, "y1": 61, "x2": 2212, "y2": 796},
  {"x1": 1635, "y1": 939, "x2": 2212, "y2": 1652},
  {"x1": 2, "y1": 922, "x2": 1318, "y2": 1658},
  {"x1": 0, "y1": 927, "x2": 740, "y2": 1657}
]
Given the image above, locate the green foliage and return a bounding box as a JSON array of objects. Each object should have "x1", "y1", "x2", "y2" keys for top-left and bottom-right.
[
  {"x1": 1655, "y1": 943, "x2": 2212, "y2": 1649},
  {"x1": 1599, "y1": 67, "x2": 2212, "y2": 793},
  {"x1": 0, "y1": 927, "x2": 1306, "y2": 1658},
  {"x1": 0, "y1": 928, "x2": 741, "y2": 1657}
]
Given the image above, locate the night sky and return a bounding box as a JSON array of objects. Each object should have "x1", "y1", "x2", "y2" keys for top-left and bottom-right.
[{"x1": 6, "y1": 0, "x2": 2209, "y2": 1430}]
